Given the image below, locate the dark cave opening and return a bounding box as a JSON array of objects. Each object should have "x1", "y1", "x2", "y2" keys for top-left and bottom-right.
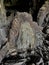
[{"x1": 4, "y1": 0, "x2": 46, "y2": 21}]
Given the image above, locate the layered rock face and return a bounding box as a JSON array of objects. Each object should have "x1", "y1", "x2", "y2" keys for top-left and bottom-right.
[
  {"x1": 0, "y1": 12, "x2": 43, "y2": 65},
  {"x1": 8, "y1": 12, "x2": 42, "y2": 52}
]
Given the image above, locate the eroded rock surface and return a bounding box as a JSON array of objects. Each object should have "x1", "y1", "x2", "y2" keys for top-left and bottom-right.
[
  {"x1": 0, "y1": 12, "x2": 43, "y2": 65},
  {"x1": 8, "y1": 12, "x2": 43, "y2": 53}
]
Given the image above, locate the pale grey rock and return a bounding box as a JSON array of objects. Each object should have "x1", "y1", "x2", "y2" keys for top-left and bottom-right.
[{"x1": 7, "y1": 12, "x2": 43, "y2": 55}]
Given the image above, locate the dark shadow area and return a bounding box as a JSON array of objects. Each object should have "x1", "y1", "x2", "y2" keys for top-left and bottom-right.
[{"x1": 4, "y1": 0, "x2": 46, "y2": 21}]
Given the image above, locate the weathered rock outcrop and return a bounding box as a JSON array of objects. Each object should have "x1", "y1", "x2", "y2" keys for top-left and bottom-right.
[{"x1": 0, "y1": 12, "x2": 43, "y2": 65}]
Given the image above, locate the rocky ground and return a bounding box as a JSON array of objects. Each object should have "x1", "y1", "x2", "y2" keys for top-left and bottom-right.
[{"x1": 0, "y1": 0, "x2": 49, "y2": 65}]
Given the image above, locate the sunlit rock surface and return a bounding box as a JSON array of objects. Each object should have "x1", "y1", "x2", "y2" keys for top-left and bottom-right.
[
  {"x1": 0, "y1": 12, "x2": 43, "y2": 64},
  {"x1": 8, "y1": 12, "x2": 43, "y2": 53}
]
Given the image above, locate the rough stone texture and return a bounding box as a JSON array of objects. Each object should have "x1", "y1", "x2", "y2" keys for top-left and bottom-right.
[
  {"x1": 0, "y1": 12, "x2": 43, "y2": 65},
  {"x1": 0, "y1": 0, "x2": 8, "y2": 63},
  {"x1": 0, "y1": 0, "x2": 11, "y2": 49},
  {"x1": 0, "y1": 44, "x2": 8, "y2": 63},
  {"x1": 0, "y1": 0, "x2": 15, "y2": 63},
  {"x1": 7, "y1": 12, "x2": 43, "y2": 54},
  {"x1": 7, "y1": 12, "x2": 34, "y2": 54},
  {"x1": 37, "y1": 1, "x2": 49, "y2": 27}
]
